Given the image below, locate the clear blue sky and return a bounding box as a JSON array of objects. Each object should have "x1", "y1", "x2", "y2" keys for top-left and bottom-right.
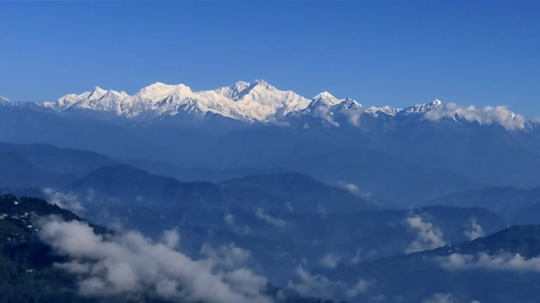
[{"x1": 0, "y1": 1, "x2": 539, "y2": 115}]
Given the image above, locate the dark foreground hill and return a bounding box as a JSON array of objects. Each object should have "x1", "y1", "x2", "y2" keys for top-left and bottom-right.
[{"x1": 0, "y1": 195, "x2": 105, "y2": 303}]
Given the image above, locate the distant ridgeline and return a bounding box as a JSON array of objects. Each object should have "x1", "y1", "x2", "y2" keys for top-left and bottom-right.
[{"x1": 3, "y1": 81, "x2": 540, "y2": 205}]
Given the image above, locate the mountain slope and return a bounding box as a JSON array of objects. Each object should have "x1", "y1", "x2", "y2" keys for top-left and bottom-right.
[
  {"x1": 0, "y1": 103, "x2": 173, "y2": 161},
  {"x1": 426, "y1": 186, "x2": 540, "y2": 223},
  {"x1": 222, "y1": 173, "x2": 381, "y2": 213},
  {"x1": 299, "y1": 148, "x2": 483, "y2": 204},
  {"x1": 69, "y1": 164, "x2": 286, "y2": 212},
  {"x1": 121, "y1": 157, "x2": 293, "y2": 183},
  {"x1": 0, "y1": 151, "x2": 74, "y2": 188},
  {"x1": 0, "y1": 142, "x2": 119, "y2": 176}
]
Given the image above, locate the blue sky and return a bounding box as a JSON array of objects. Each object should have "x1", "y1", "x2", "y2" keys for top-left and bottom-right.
[{"x1": 0, "y1": 1, "x2": 539, "y2": 115}]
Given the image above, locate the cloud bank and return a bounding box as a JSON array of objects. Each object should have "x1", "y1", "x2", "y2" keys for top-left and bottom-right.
[
  {"x1": 255, "y1": 209, "x2": 286, "y2": 227},
  {"x1": 224, "y1": 214, "x2": 250, "y2": 234},
  {"x1": 43, "y1": 188, "x2": 86, "y2": 215},
  {"x1": 38, "y1": 217, "x2": 272, "y2": 303},
  {"x1": 406, "y1": 216, "x2": 446, "y2": 253},
  {"x1": 423, "y1": 103, "x2": 525, "y2": 131},
  {"x1": 318, "y1": 253, "x2": 340, "y2": 268},
  {"x1": 422, "y1": 293, "x2": 480, "y2": 303},
  {"x1": 287, "y1": 266, "x2": 371, "y2": 299},
  {"x1": 464, "y1": 220, "x2": 484, "y2": 241},
  {"x1": 440, "y1": 253, "x2": 540, "y2": 272}
]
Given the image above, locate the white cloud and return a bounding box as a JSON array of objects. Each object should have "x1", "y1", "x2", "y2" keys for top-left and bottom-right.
[
  {"x1": 423, "y1": 103, "x2": 525, "y2": 131},
  {"x1": 285, "y1": 202, "x2": 294, "y2": 212},
  {"x1": 345, "y1": 279, "x2": 371, "y2": 297},
  {"x1": 224, "y1": 214, "x2": 250, "y2": 234},
  {"x1": 345, "y1": 184, "x2": 359, "y2": 193},
  {"x1": 423, "y1": 293, "x2": 481, "y2": 303},
  {"x1": 318, "y1": 253, "x2": 340, "y2": 268},
  {"x1": 255, "y1": 209, "x2": 286, "y2": 227},
  {"x1": 43, "y1": 188, "x2": 86, "y2": 215},
  {"x1": 200, "y1": 243, "x2": 252, "y2": 270},
  {"x1": 287, "y1": 266, "x2": 371, "y2": 299},
  {"x1": 338, "y1": 182, "x2": 375, "y2": 201},
  {"x1": 464, "y1": 219, "x2": 484, "y2": 241},
  {"x1": 422, "y1": 293, "x2": 455, "y2": 303},
  {"x1": 440, "y1": 253, "x2": 540, "y2": 272},
  {"x1": 351, "y1": 248, "x2": 377, "y2": 264},
  {"x1": 339, "y1": 105, "x2": 365, "y2": 127},
  {"x1": 38, "y1": 217, "x2": 272, "y2": 303},
  {"x1": 287, "y1": 266, "x2": 345, "y2": 298},
  {"x1": 406, "y1": 216, "x2": 446, "y2": 253},
  {"x1": 352, "y1": 249, "x2": 363, "y2": 264},
  {"x1": 86, "y1": 189, "x2": 95, "y2": 203},
  {"x1": 317, "y1": 204, "x2": 327, "y2": 218},
  {"x1": 314, "y1": 106, "x2": 340, "y2": 127},
  {"x1": 224, "y1": 214, "x2": 235, "y2": 226},
  {"x1": 160, "y1": 228, "x2": 180, "y2": 250}
]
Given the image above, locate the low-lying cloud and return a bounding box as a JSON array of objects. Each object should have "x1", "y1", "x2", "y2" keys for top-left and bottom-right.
[
  {"x1": 287, "y1": 266, "x2": 344, "y2": 298},
  {"x1": 345, "y1": 279, "x2": 371, "y2": 298},
  {"x1": 287, "y1": 266, "x2": 371, "y2": 299},
  {"x1": 38, "y1": 216, "x2": 272, "y2": 303},
  {"x1": 43, "y1": 188, "x2": 86, "y2": 215},
  {"x1": 406, "y1": 216, "x2": 446, "y2": 253},
  {"x1": 351, "y1": 247, "x2": 377, "y2": 264},
  {"x1": 422, "y1": 293, "x2": 481, "y2": 303},
  {"x1": 318, "y1": 253, "x2": 340, "y2": 268},
  {"x1": 423, "y1": 103, "x2": 525, "y2": 131},
  {"x1": 464, "y1": 219, "x2": 484, "y2": 241},
  {"x1": 313, "y1": 106, "x2": 340, "y2": 127},
  {"x1": 224, "y1": 214, "x2": 250, "y2": 234},
  {"x1": 440, "y1": 253, "x2": 540, "y2": 272},
  {"x1": 255, "y1": 209, "x2": 286, "y2": 227}
]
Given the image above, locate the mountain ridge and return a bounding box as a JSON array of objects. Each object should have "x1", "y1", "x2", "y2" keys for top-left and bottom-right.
[{"x1": 17, "y1": 80, "x2": 527, "y2": 130}]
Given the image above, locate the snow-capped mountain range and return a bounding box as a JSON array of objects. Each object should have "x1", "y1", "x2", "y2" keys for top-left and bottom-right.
[
  {"x1": 3, "y1": 80, "x2": 540, "y2": 198},
  {"x1": 5, "y1": 80, "x2": 528, "y2": 131}
]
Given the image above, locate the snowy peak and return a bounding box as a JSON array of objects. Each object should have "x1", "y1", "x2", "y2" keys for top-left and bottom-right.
[
  {"x1": 295, "y1": 93, "x2": 366, "y2": 128},
  {"x1": 38, "y1": 81, "x2": 530, "y2": 131},
  {"x1": 135, "y1": 82, "x2": 193, "y2": 101},
  {"x1": 51, "y1": 86, "x2": 130, "y2": 111},
  {"x1": 404, "y1": 99, "x2": 445, "y2": 113},
  {"x1": 219, "y1": 80, "x2": 311, "y2": 119},
  {"x1": 311, "y1": 91, "x2": 344, "y2": 107},
  {"x1": 366, "y1": 106, "x2": 401, "y2": 116},
  {"x1": 214, "y1": 81, "x2": 251, "y2": 99},
  {"x1": 87, "y1": 86, "x2": 108, "y2": 100},
  {"x1": 0, "y1": 96, "x2": 9, "y2": 105},
  {"x1": 46, "y1": 80, "x2": 310, "y2": 121}
]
